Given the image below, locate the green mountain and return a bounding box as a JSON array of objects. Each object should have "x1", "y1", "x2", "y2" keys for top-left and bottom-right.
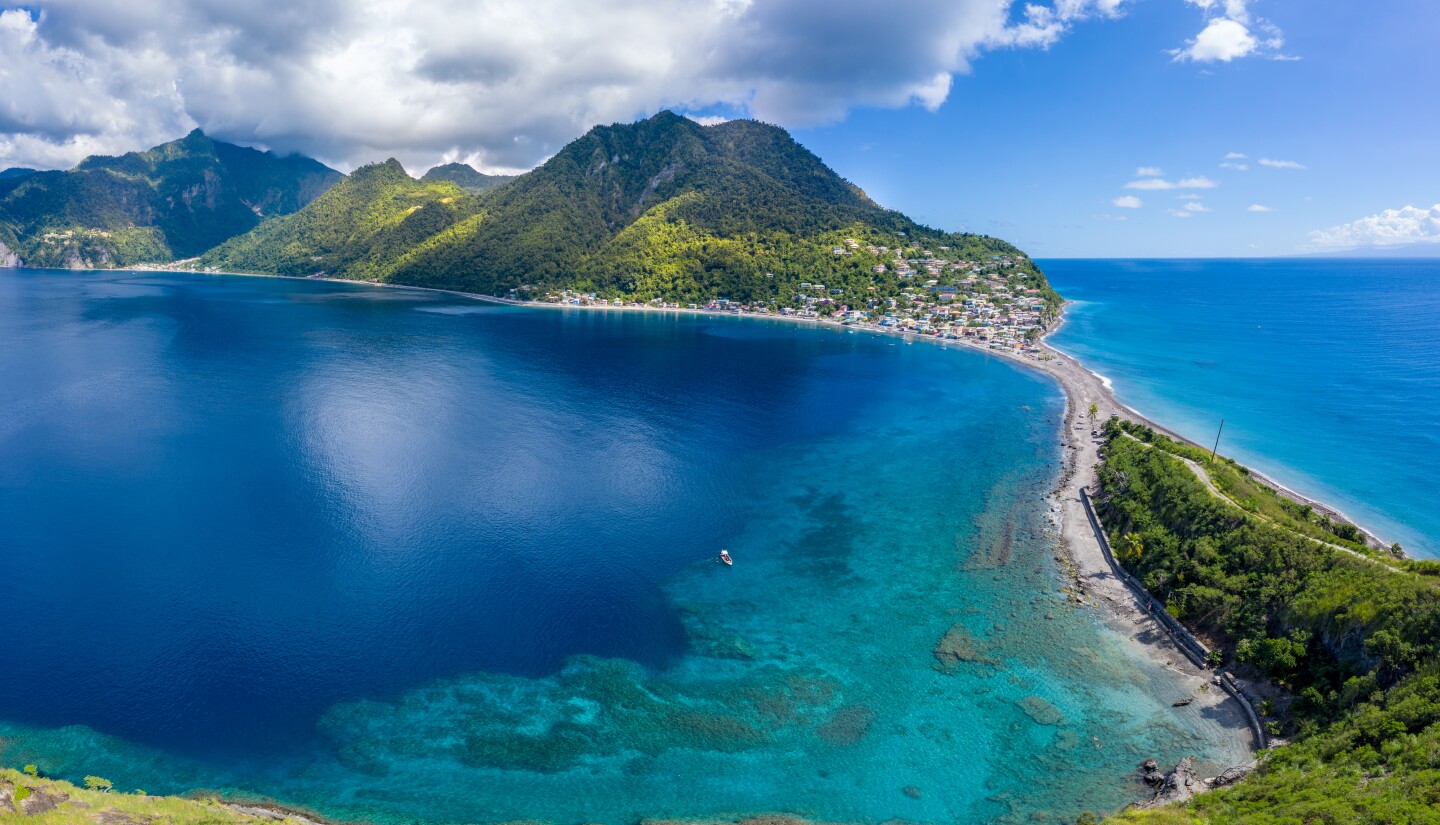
[
  {"x1": 0, "y1": 167, "x2": 37, "y2": 180},
  {"x1": 419, "y1": 162, "x2": 515, "y2": 193},
  {"x1": 0, "y1": 130, "x2": 340, "y2": 269},
  {"x1": 203, "y1": 112, "x2": 1052, "y2": 308},
  {"x1": 202, "y1": 159, "x2": 475, "y2": 281}
]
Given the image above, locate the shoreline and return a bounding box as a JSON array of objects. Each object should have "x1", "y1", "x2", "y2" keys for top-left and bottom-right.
[
  {"x1": 165, "y1": 267, "x2": 1383, "y2": 547},
  {"x1": 17, "y1": 264, "x2": 1278, "y2": 810},
  {"x1": 124, "y1": 267, "x2": 1276, "y2": 754}
]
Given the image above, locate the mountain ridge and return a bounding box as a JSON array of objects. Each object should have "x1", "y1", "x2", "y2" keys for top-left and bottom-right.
[
  {"x1": 202, "y1": 112, "x2": 1050, "y2": 309},
  {"x1": 0, "y1": 130, "x2": 341, "y2": 268}
]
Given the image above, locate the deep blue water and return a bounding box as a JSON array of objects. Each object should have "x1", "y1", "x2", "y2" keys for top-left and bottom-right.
[
  {"x1": 1042, "y1": 258, "x2": 1440, "y2": 557},
  {"x1": 0, "y1": 270, "x2": 1245, "y2": 824}
]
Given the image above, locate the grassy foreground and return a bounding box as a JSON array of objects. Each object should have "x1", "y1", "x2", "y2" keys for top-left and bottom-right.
[{"x1": 0, "y1": 768, "x2": 321, "y2": 824}]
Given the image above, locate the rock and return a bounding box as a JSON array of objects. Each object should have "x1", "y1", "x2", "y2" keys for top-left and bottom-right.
[
  {"x1": 1172, "y1": 697, "x2": 1194, "y2": 707},
  {"x1": 902, "y1": 786, "x2": 922, "y2": 800},
  {"x1": 1139, "y1": 758, "x2": 1163, "y2": 787},
  {"x1": 1016, "y1": 695, "x2": 1067, "y2": 726},
  {"x1": 932, "y1": 623, "x2": 995, "y2": 673},
  {"x1": 1138, "y1": 756, "x2": 1203, "y2": 808}
]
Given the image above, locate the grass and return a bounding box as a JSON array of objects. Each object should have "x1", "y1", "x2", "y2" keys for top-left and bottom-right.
[{"x1": 0, "y1": 768, "x2": 321, "y2": 824}]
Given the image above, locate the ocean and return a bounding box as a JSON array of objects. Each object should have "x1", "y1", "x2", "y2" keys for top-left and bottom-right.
[
  {"x1": 1041, "y1": 257, "x2": 1440, "y2": 557},
  {"x1": 0, "y1": 269, "x2": 1244, "y2": 824}
]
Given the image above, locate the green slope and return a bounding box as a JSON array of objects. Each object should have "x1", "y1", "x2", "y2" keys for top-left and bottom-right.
[
  {"x1": 419, "y1": 162, "x2": 515, "y2": 193},
  {"x1": 0, "y1": 130, "x2": 340, "y2": 268},
  {"x1": 1093, "y1": 423, "x2": 1440, "y2": 825},
  {"x1": 204, "y1": 112, "x2": 1054, "y2": 309},
  {"x1": 201, "y1": 159, "x2": 475, "y2": 280}
]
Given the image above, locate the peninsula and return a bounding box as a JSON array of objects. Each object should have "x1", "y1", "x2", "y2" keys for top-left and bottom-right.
[{"x1": 2, "y1": 113, "x2": 1438, "y2": 825}]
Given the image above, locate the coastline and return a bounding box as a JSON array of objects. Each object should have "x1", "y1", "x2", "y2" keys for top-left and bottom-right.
[{"x1": 121, "y1": 267, "x2": 1270, "y2": 757}]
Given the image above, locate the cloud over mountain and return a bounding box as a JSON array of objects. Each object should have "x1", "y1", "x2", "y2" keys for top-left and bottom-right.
[{"x1": 0, "y1": 0, "x2": 1283, "y2": 173}]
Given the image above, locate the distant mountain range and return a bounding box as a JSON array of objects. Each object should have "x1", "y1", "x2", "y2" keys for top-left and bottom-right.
[
  {"x1": 0, "y1": 130, "x2": 342, "y2": 268},
  {"x1": 2, "y1": 113, "x2": 1042, "y2": 305}
]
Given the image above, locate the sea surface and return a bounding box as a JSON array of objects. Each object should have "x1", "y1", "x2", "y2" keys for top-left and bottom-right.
[
  {"x1": 0, "y1": 269, "x2": 1246, "y2": 824},
  {"x1": 1042, "y1": 258, "x2": 1440, "y2": 557}
]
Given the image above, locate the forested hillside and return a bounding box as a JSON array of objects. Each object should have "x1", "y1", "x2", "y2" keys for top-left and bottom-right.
[
  {"x1": 200, "y1": 159, "x2": 477, "y2": 281},
  {"x1": 202, "y1": 112, "x2": 1054, "y2": 309},
  {"x1": 0, "y1": 130, "x2": 340, "y2": 268},
  {"x1": 419, "y1": 162, "x2": 515, "y2": 193},
  {"x1": 1094, "y1": 422, "x2": 1440, "y2": 824}
]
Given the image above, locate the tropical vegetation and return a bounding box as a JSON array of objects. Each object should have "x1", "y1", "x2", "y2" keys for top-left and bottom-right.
[
  {"x1": 199, "y1": 112, "x2": 1060, "y2": 313},
  {"x1": 0, "y1": 130, "x2": 340, "y2": 268},
  {"x1": 1094, "y1": 420, "x2": 1440, "y2": 824}
]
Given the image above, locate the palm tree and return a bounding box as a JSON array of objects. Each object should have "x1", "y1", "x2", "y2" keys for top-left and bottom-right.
[{"x1": 1087, "y1": 402, "x2": 1099, "y2": 433}]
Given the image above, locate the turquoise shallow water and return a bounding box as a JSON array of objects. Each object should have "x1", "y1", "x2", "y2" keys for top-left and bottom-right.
[
  {"x1": 1042, "y1": 258, "x2": 1440, "y2": 558},
  {"x1": 0, "y1": 269, "x2": 1245, "y2": 824}
]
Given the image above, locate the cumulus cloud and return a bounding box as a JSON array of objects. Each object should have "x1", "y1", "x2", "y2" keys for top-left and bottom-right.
[
  {"x1": 1167, "y1": 208, "x2": 1194, "y2": 218},
  {"x1": 1309, "y1": 204, "x2": 1440, "y2": 250},
  {"x1": 0, "y1": 0, "x2": 1158, "y2": 172},
  {"x1": 1113, "y1": 195, "x2": 1143, "y2": 208},
  {"x1": 1171, "y1": 0, "x2": 1288, "y2": 63},
  {"x1": 1248, "y1": 204, "x2": 1273, "y2": 212},
  {"x1": 1224, "y1": 152, "x2": 1247, "y2": 159},
  {"x1": 1258, "y1": 157, "x2": 1306, "y2": 169},
  {"x1": 1136, "y1": 166, "x2": 1163, "y2": 176},
  {"x1": 1183, "y1": 200, "x2": 1211, "y2": 212}
]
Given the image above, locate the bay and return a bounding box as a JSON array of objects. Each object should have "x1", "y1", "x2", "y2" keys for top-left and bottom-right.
[{"x1": 0, "y1": 269, "x2": 1244, "y2": 824}]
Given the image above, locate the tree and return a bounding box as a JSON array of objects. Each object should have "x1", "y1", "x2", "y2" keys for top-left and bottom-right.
[
  {"x1": 1087, "y1": 402, "x2": 1099, "y2": 432},
  {"x1": 84, "y1": 776, "x2": 113, "y2": 793}
]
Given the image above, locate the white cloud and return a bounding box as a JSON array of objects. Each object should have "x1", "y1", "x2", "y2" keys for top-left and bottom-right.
[
  {"x1": 1259, "y1": 157, "x2": 1306, "y2": 169},
  {"x1": 1248, "y1": 204, "x2": 1273, "y2": 212},
  {"x1": 1136, "y1": 166, "x2": 1164, "y2": 176},
  {"x1": 0, "y1": 0, "x2": 1155, "y2": 172},
  {"x1": 1183, "y1": 200, "x2": 1211, "y2": 212},
  {"x1": 1113, "y1": 195, "x2": 1144, "y2": 208},
  {"x1": 1173, "y1": 18, "x2": 1257, "y2": 62},
  {"x1": 1309, "y1": 204, "x2": 1440, "y2": 250},
  {"x1": 1171, "y1": 0, "x2": 1288, "y2": 63},
  {"x1": 1126, "y1": 176, "x2": 1218, "y2": 190},
  {"x1": 686, "y1": 115, "x2": 731, "y2": 126},
  {"x1": 1125, "y1": 178, "x2": 1176, "y2": 190},
  {"x1": 1167, "y1": 208, "x2": 1194, "y2": 218},
  {"x1": 1092, "y1": 213, "x2": 1129, "y2": 221},
  {"x1": 1176, "y1": 193, "x2": 1202, "y2": 200},
  {"x1": 1224, "y1": 152, "x2": 1247, "y2": 159},
  {"x1": 1219, "y1": 160, "x2": 1248, "y2": 170}
]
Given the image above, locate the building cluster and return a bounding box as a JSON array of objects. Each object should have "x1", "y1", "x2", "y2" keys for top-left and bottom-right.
[{"x1": 531, "y1": 236, "x2": 1052, "y2": 353}]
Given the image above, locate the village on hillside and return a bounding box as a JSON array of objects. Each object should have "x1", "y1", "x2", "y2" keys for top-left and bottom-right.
[{"x1": 531, "y1": 236, "x2": 1054, "y2": 353}]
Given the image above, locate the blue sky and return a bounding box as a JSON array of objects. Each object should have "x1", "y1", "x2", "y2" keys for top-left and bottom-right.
[
  {"x1": 784, "y1": 0, "x2": 1439, "y2": 257},
  {"x1": 1, "y1": 0, "x2": 1435, "y2": 257}
]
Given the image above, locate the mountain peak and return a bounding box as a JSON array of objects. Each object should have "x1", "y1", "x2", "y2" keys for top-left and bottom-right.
[
  {"x1": 353, "y1": 158, "x2": 411, "y2": 181},
  {"x1": 419, "y1": 162, "x2": 514, "y2": 193}
]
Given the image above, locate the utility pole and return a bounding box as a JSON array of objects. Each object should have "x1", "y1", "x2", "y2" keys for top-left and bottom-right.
[{"x1": 1211, "y1": 418, "x2": 1225, "y2": 462}]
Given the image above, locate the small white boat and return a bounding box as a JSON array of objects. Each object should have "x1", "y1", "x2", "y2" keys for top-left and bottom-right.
[{"x1": 719, "y1": 549, "x2": 733, "y2": 566}]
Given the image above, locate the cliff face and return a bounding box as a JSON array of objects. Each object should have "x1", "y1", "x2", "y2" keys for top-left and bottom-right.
[{"x1": 0, "y1": 240, "x2": 20, "y2": 267}]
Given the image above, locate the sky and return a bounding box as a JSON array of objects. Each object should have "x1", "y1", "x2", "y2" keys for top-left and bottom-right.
[{"x1": 0, "y1": 0, "x2": 1435, "y2": 256}]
